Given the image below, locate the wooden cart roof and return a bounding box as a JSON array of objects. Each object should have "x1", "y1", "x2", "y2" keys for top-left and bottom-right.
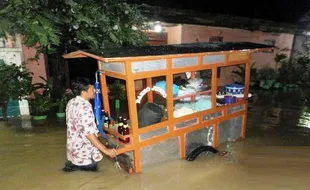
[{"x1": 63, "y1": 42, "x2": 273, "y2": 62}]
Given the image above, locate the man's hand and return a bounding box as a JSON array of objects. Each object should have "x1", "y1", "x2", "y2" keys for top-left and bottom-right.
[
  {"x1": 104, "y1": 148, "x2": 118, "y2": 158},
  {"x1": 87, "y1": 134, "x2": 118, "y2": 157}
]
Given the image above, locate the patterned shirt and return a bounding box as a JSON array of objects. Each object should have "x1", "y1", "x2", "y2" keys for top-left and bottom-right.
[{"x1": 65, "y1": 96, "x2": 103, "y2": 166}]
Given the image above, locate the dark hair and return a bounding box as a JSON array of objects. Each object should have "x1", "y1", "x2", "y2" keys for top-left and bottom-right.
[{"x1": 71, "y1": 77, "x2": 91, "y2": 96}]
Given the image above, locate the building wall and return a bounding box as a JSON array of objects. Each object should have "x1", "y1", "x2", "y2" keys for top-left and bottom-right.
[
  {"x1": 0, "y1": 35, "x2": 30, "y2": 117},
  {"x1": 20, "y1": 37, "x2": 47, "y2": 85},
  {"x1": 145, "y1": 31, "x2": 168, "y2": 45},
  {"x1": 166, "y1": 25, "x2": 182, "y2": 44},
  {"x1": 165, "y1": 24, "x2": 295, "y2": 86}
]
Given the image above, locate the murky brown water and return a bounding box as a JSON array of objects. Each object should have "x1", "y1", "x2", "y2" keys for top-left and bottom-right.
[{"x1": 1, "y1": 90, "x2": 310, "y2": 190}]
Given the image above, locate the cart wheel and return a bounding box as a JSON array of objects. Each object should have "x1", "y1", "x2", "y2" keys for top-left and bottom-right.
[{"x1": 186, "y1": 146, "x2": 219, "y2": 161}]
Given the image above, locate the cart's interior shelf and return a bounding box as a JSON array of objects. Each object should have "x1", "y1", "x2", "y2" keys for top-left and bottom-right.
[
  {"x1": 216, "y1": 93, "x2": 252, "y2": 99},
  {"x1": 104, "y1": 127, "x2": 131, "y2": 141},
  {"x1": 174, "y1": 89, "x2": 212, "y2": 100}
]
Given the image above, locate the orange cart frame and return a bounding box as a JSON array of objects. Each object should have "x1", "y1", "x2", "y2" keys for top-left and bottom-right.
[{"x1": 64, "y1": 42, "x2": 273, "y2": 173}]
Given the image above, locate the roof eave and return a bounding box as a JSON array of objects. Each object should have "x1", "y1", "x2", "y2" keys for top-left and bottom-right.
[
  {"x1": 63, "y1": 47, "x2": 274, "y2": 63},
  {"x1": 63, "y1": 50, "x2": 109, "y2": 62}
]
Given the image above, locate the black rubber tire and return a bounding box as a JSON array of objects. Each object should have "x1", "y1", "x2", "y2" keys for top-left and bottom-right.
[{"x1": 186, "y1": 146, "x2": 219, "y2": 161}]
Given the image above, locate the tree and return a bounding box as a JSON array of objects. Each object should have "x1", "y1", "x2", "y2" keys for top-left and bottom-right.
[
  {"x1": 0, "y1": 59, "x2": 33, "y2": 121},
  {"x1": 0, "y1": 0, "x2": 149, "y2": 99}
]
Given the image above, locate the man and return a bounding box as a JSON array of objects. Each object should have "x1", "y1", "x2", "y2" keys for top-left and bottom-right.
[{"x1": 62, "y1": 77, "x2": 117, "y2": 172}]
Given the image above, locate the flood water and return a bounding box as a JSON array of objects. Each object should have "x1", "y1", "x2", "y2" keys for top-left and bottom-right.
[{"x1": 1, "y1": 90, "x2": 310, "y2": 190}]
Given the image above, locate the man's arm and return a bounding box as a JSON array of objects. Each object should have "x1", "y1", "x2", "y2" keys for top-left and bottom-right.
[{"x1": 87, "y1": 134, "x2": 117, "y2": 157}]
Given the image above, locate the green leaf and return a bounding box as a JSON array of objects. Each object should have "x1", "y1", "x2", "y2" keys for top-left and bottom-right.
[{"x1": 109, "y1": 32, "x2": 118, "y2": 43}]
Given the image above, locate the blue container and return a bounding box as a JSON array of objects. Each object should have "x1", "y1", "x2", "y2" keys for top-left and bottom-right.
[
  {"x1": 225, "y1": 84, "x2": 244, "y2": 94},
  {"x1": 224, "y1": 96, "x2": 236, "y2": 105},
  {"x1": 155, "y1": 81, "x2": 179, "y2": 96}
]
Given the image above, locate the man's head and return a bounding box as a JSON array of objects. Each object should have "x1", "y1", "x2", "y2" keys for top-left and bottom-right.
[{"x1": 71, "y1": 77, "x2": 95, "y2": 100}]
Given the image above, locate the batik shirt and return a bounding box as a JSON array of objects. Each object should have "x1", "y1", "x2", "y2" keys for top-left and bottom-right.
[{"x1": 65, "y1": 96, "x2": 103, "y2": 166}]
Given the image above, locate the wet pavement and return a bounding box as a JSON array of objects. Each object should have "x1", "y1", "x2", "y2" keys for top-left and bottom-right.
[{"x1": 1, "y1": 90, "x2": 310, "y2": 190}]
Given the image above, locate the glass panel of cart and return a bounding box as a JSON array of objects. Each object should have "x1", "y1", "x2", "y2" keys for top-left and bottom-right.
[
  {"x1": 106, "y1": 77, "x2": 129, "y2": 119},
  {"x1": 135, "y1": 76, "x2": 168, "y2": 128},
  {"x1": 216, "y1": 64, "x2": 246, "y2": 107},
  {"x1": 173, "y1": 69, "x2": 212, "y2": 118}
]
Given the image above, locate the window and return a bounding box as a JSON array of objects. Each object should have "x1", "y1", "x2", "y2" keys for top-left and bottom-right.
[
  {"x1": 146, "y1": 32, "x2": 168, "y2": 45},
  {"x1": 264, "y1": 39, "x2": 275, "y2": 46},
  {"x1": 263, "y1": 39, "x2": 275, "y2": 53},
  {"x1": 209, "y1": 36, "x2": 223, "y2": 43}
]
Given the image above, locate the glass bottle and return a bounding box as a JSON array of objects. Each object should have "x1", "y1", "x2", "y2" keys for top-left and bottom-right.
[
  {"x1": 122, "y1": 118, "x2": 130, "y2": 144},
  {"x1": 108, "y1": 118, "x2": 112, "y2": 129},
  {"x1": 104, "y1": 115, "x2": 109, "y2": 128},
  {"x1": 101, "y1": 109, "x2": 106, "y2": 124},
  {"x1": 117, "y1": 116, "x2": 124, "y2": 142},
  {"x1": 103, "y1": 114, "x2": 109, "y2": 134}
]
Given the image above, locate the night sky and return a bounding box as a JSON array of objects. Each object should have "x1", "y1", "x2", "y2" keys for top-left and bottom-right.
[
  {"x1": 129, "y1": 0, "x2": 310, "y2": 23},
  {"x1": 1, "y1": 0, "x2": 309, "y2": 23}
]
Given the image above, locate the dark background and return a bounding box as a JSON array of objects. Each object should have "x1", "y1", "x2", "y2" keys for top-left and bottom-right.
[
  {"x1": 129, "y1": 0, "x2": 310, "y2": 23},
  {"x1": 1, "y1": 0, "x2": 310, "y2": 23}
]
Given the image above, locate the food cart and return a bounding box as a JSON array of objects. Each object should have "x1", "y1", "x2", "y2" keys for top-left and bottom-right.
[{"x1": 63, "y1": 42, "x2": 273, "y2": 173}]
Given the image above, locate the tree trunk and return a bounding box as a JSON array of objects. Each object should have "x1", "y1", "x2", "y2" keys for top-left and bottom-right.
[
  {"x1": 0, "y1": 102, "x2": 8, "y2": 122},
  {"x1": 49, "y1": 46, "x2": 70, "y2": 102}
]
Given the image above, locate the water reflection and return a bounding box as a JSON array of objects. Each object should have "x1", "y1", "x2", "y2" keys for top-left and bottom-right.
[
  {"x1": 297, "y1": 106, "x2": 310, "y2": 128},
  {"x1": 4, "y1": 116, "x2": 66, "y2": 135}
]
